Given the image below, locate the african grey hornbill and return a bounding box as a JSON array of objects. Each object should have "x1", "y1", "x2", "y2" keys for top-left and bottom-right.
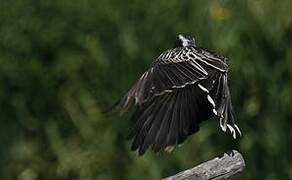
[{"x1": 116, "y1": 33, "x2": 241, "y2": 155}]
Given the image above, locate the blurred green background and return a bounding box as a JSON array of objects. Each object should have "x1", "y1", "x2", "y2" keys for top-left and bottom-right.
[{"x1": 0, "y1": 0, "x2": 291, "y2": 179}]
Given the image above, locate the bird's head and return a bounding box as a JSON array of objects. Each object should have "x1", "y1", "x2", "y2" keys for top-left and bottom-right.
[{"x1": 174, "y1": 33, "x2": 196, "y2": 48}]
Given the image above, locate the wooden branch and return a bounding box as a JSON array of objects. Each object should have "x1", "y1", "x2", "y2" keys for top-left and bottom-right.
[{"x1": 163, "y1": 150, "x2": 245, "y2": 180}]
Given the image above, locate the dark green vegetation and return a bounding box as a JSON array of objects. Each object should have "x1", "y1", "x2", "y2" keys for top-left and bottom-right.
[{"x1": 0, "y1": 0, "x2": 291, "y2": 179}]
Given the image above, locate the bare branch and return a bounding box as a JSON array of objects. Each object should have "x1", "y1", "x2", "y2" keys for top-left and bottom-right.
[{"x1": 163, "y1": 150, "x2": 245, "y2": 180}]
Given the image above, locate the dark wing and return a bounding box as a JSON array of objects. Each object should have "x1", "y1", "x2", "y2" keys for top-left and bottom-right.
[
  {"x1": 130, "y1": 85, "x2": 214, "y2": 155},
  {"x1": 208, "y1": 73, "x2": 240, "y2": 138},
  {"x1": 116, "y1": 46, "x2": 239, "y2": 155},
  {"x1": 196, "y1": 47, "x2": 241, "y2": 138},
  {"x1": 118, "y1": 47, "x2": 228, "y2": 111}
]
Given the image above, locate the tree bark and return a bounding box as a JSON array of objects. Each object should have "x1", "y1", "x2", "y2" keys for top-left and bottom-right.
[{"x1": 163, "y1": 150, "x2": 245, "y2": 180}]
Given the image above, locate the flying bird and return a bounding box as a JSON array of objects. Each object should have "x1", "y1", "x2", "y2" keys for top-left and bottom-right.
[{"x1": 116, "y1": 33, "x2": 241, "y2": 155}]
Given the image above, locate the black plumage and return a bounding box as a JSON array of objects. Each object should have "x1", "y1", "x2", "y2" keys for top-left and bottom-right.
[{"x1": 117, "y1": 33, "x2": 241, "y2": 155}]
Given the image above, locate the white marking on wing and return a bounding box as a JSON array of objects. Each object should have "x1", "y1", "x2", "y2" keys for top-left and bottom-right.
[
  {"x1": 196, "y1": 56, "x2": 226, "y2": 72},
  {"x1": 153, "y1": 90, "x2": 173, "y2": 96},
  {"x1": 198, "y1": 84, "x2": 209, "y2": 93},
  {"x1": 234, "y1": 124, "x2": 242, "y2": 136},
  {"x1": 207, "y1": 95, "x2": 215, "y2": 107},
  {"x1": 189, "y1": 59, "x2": 209, "y2": 75},
  {"x1": 220, "y1": 118, "x2": 227, "y2": 132},
  {"x1": 213, "y1": 109, "x2": 218, "y2": 115},
  {"x1": 227, "y1": 124, "x2": 236, "y2": 139}
]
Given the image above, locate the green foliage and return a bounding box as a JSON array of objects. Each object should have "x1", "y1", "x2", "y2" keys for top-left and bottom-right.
[{"x1": 0, "y1": 0, "x2": 291, "y2": 179}]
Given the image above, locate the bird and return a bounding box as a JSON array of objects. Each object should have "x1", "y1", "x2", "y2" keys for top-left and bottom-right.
[{"x1": 116, "y1": 33, "x2": 241, "y2": 155}]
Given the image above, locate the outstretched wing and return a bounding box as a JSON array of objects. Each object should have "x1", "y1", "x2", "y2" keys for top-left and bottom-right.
[
  {"x1": 115, "y1": 46, "x2": 240, "y2": 155},
  {"x1": 118, "y1": 47, "x2": 228, "y2": 110},
  {"x1": 129, "y1": 84, "x2": 214, "y2": 155}
]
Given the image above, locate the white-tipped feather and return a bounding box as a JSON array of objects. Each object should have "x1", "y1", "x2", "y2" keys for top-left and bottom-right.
[
  {"x1": 227, "y1": 124, "x2": 234, "y2": 132},
  {"x1": 232, "y1": 131, "x2": 236, "y2": 139},
  {"x1": 227, "y1": 124, "x2": 236, "y2": 139},
  {"x1": 220, "y1": 118, "x2": 227, "y2": 132},
  {"x1": 234, "y1": 124, "x2": 242, "y2": 136},
  {"x1": 198, "y1": 84, "x2": 209, "y2": 93},
  {"x1": 213, "y1": 109, "x2": 218, "y2": 115},
  {"x1": 195, "y1": 54, "x2": 227, "y2": 72},
  {"x1": 207, "y1": 95, "x2": 215, "y2": 107},
  {"x1": 190, "y1": 61, "x2": 209, "y2": 75}
]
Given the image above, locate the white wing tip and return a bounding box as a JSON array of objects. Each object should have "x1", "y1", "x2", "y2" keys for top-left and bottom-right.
[
  {"x1": 227, "y1": 124, "x2": 236, "y2": 139},
  {"x1": 234, "y1": 124, "x2": 242, "y2": 136},
  {"x1": 220, "y1": 118, "x2": 227, "y2": 132},
  {"x1": 226, "y1": 124, "x2": 242, "y2": 139},
  {"x1": 219, "y1": 117, "x2": 242, "y2": 138}
]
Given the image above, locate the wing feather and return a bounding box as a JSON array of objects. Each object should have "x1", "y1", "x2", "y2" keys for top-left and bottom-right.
[
  {"x1": 130, "y1": 84, "x2": 215, "y2": 155},
  {"x1": 117, "y1": 47, "x2": 229, "y2": 111},
  {"x1": 115, "y1": 46, "x2": 240, "y2": 154},
  {"x1": 136, "y1": 94, "x2": 172, "y2": 154}
]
